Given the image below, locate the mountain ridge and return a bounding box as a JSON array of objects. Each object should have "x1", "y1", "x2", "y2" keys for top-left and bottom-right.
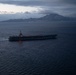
[{"x1": 2, "y1": 13, "x2": 76, "y2": 22}]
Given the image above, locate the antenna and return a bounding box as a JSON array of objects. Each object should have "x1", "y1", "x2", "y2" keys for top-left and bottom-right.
[{"x1": 19, "y1": 30, "x2": 23, "y2": 37}]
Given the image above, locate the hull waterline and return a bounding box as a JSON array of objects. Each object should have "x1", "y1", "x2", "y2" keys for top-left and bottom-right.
[{"x1": 9, "y1": 34, "x2": 57, "y2": 42}]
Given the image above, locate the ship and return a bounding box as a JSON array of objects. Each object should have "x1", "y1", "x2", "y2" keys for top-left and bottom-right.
[{"x1": 9, "y1": 31, "x2": 57, "y2": 42}]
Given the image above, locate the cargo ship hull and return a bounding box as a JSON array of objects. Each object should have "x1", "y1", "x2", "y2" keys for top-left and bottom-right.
[{"x1": 9, "y1": 34, "x2": 57, "y2": 42}]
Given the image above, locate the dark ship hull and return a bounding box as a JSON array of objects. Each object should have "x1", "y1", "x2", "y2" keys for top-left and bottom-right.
[{"x1": 9, "y1": 34, "x2": 57, "y2": 42}]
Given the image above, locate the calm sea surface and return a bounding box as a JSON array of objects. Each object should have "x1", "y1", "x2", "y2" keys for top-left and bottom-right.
[{"x1": 0, "y1": 21, "x2": 76, "y2": 75}]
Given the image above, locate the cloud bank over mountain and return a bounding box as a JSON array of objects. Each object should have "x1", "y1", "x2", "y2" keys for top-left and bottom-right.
[{"x1": 0, "y1": 0, "x2": 76, "y2": 21}]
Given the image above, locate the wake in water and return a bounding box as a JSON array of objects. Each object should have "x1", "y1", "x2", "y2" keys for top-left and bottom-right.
[{"x1": 0, "y1": 37, "x2": 8, "y2": 41}]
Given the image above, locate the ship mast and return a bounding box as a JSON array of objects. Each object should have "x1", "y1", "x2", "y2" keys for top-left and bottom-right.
[{"x1": 19, "y1": 30, "x2": 23, "y2": 37}]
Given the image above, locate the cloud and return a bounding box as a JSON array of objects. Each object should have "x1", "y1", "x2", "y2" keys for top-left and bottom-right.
[
  {"x1": 0, "y1": 0, "x2": 76, "y2": 6},
  {"x1": 0, "y1": 3, "x2": 43, "y2": 14},
  {"x1": 0, "y1": 0, "x2": 63, "y2": 7},
  {"x1": 0, "y1": 0, "x2": 76, "y2": 20},
  {"x1": 0, "y1": 0, "x2": 49, "y2": 6},
  {"x1": 60, "y1": 0, "x2": 76, "y2": 5}
]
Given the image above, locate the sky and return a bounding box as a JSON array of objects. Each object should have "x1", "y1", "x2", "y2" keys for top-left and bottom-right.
[{"x1": 0, "y1": 0, "x2": 76, "y2": 21}]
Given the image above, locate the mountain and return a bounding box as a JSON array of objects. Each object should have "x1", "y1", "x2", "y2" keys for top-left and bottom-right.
[
  {"x1": 38, "y1": 13, "x2": 76, "y2": 21},
  {"x1": 2, "y1": 13, "x2": 76, "y2": 22}
]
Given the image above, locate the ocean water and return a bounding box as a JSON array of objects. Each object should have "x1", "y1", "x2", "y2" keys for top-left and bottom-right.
[{"x1": 0, "y1": 21, "x2": 76, "y2": 75}]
